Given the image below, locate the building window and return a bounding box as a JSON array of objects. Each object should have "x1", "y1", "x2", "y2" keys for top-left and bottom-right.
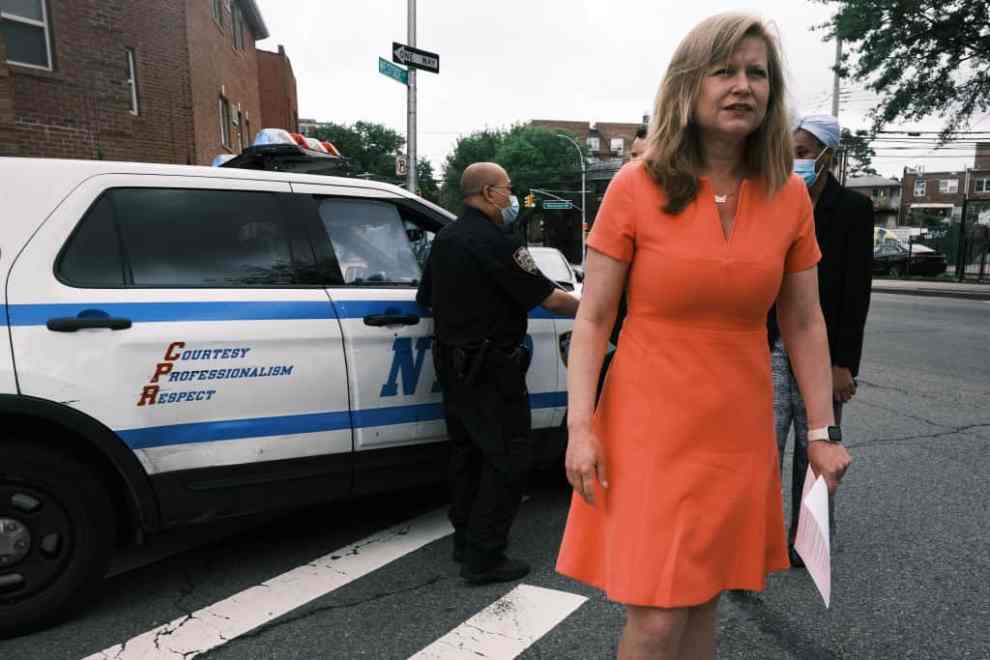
[
  {"x1": 610, "y1": 137, "x2": 624, "y2": 155},
  {"x1": 914, "y1": 179, "x2": 926, "y2": 197},
  {"x1": 126, "y1": 48, "x2": 139, "y2": 115},
  {"x1": 232, "y1": 2, "x2": 246, "y2": 50},
  {"x1": 219, "y1": 96, "x2": 231, "y2": 148},
  {"x1": 974, "y1": 178, "x2": 989, "y2": 194},
  {"x1": 938, "y1": 179, "x2": 958, "y2": 194},
  {"x1": 586, "y1": 136, "x2": 600, "y2": 152},
  {"x1": 0, "y1": 0, "x2": 53, "y2": 69},
  {"x1": 244, "y1": 116, "x2": 251, "y2": 149},
  {"x1": 210, "y1": 0, "x2": 223, "y2": 26}
]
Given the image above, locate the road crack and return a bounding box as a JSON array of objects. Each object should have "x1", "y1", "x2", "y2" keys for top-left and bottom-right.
[{"x1": 847, "y1": 422, "x2": 990, "y2": 449}]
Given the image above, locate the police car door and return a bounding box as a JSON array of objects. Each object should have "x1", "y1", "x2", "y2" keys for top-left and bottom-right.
[
  {"x1": 289, "y1": 183, "x2": 445, "y2": 460},
  {"x1": 6, "y1": 175, "x2": 354, "y2": 511}
]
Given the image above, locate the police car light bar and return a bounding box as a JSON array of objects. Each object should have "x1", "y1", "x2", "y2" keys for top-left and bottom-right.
[{"x1": 213, "y1": 128, "x2": 349, "y2": 177}]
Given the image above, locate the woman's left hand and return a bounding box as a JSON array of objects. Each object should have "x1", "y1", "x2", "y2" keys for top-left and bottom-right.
[{"x1": 807, "y1": 440, "x2": 852, "y2": 495}]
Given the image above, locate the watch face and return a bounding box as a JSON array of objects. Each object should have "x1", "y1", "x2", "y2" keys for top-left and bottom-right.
[{"x1": 827, "y1": 426, "x2": 842, "y2": 442}]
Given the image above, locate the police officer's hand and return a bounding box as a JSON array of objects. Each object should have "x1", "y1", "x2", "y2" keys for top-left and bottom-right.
[{"x1": 565, "y1": 425, "x2": 608, "y2": 506}]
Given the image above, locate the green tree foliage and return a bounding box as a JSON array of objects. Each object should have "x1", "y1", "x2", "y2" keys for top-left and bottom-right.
[
  {"x1": 840, "y1": 127, "x2": 878, "y2": 176},
  {"x1": 310, "y1": 121, "x2": 439, "y2": 198},
  {"x1": 818, "y1": 0, "x2": 990, "y2": 139},
  {"x1": 440, "y1": 125, "x2": 584, "y2": 212},
  {"x1": 416, "y1": 158, "x2": 439, "y2": 203}
]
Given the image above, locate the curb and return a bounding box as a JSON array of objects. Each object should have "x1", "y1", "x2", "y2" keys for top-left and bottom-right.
[{"x1": 871, "y1": 286, "x2": 990, "y2": 302}]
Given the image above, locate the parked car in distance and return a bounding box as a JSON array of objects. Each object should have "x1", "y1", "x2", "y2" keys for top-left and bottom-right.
[
  {"x1": 873, "y1": 242, "x2": 948, "y2": 277},
  {"x1": 529, "y1": 246, "x2": 583, "y2": 295}
]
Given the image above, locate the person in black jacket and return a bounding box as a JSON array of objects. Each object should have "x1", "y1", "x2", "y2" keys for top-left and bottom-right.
[{"x1": 768, "y1": 114, "x2": 874, "y2": 565}]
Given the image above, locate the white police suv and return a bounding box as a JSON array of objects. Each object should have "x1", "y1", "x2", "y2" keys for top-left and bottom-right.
[{"x1": 0, "y1": 151, "x2": 570, "y2": 635}]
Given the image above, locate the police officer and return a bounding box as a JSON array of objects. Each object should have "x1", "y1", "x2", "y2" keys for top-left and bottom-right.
[{"x1": 417, "y1": 162, "x2": 580, "y2": 585}]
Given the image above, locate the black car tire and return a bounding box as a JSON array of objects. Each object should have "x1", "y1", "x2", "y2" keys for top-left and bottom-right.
[
  {"x1": 0, "y1": 440, "x2": 116, "y2": 638},
  {"x1": 889, "y1": 263, "x2": 902, "y2": 278}
]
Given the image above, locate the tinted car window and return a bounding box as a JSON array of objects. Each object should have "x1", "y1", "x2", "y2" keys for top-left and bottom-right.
[
  {"x1": 58, "y1": 194, "x2": 126, "y2": 286},
  {"x1": 111, "y1": 188, "x2": 297, "y2": 287},
  {"x1": 317, "y1": 198, "x2": 421, "y2": 285}
]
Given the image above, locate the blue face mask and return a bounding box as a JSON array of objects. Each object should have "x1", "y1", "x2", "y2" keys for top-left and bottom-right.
[
  {"x1": 501, "y1": 195, "x2": 520, "y2": 226},
  {"x1": 794, "y1": 149, "x2": 828, "y2": 187}
]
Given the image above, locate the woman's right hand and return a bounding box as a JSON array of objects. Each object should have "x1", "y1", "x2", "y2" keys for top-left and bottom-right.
[{"x1": 565, "y1": 425, "x2": 608, "y2": 506}]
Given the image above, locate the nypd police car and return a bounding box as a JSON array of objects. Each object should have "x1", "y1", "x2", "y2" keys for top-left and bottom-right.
[{"x1": 0, "y1": 142, "x2": 570, "y2": 634}]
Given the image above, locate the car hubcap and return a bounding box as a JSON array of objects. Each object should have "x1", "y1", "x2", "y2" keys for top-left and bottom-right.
[{"x1": 0, "y1": 484, "x2": 72, "y2": 599}]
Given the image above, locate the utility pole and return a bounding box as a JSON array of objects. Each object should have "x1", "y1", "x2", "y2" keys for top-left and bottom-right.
[
  {"x1": 406, "y1": 0, "x2": 417, "y2": 194},
  {"x1": 556, "y1": 134, "x2": 587, "y2": 268},
  {"x1": 831, "y1": 37, "x2": 843, "y2": 117}
]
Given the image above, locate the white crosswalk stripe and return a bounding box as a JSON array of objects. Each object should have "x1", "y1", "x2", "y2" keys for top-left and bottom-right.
[
  {"x1": 81, "y1": 509, "x2": 454, "y2": 660},
  {"x1": 408, "y1": 584, "x2": 588, "y2": 660}
]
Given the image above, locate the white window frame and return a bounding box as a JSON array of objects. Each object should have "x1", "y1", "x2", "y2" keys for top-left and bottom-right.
[
  {"x1": 975, "y1": 178, "x2": 990, "y2": 194},
  {"x1": 938, "y1": 179, "x2": 958, "y2": 194},
  {"x1": 586, "y1": 136, "x2": 600, "y2": 152},
  {"x1": 219, "y1": 96, "x2": 231, "y2": 148},
  {"x1": 610, "y1": 137, "x2": 624, "y2": 155},
  {"x1": 914, "y1": 179, "x2": 926, "y2": 197},
  {"x1": 232, "y1": 107, "x2": 242, "y2": 151},
  {"x1": 1, "y1": 0, "x2": 53, "y2": 71},
  {"x1": 126, "y1": 47, "x2": 139, "y2": 115},
  {"x1": 210, "y1": 0, "x2": 223, "y2": 26}
]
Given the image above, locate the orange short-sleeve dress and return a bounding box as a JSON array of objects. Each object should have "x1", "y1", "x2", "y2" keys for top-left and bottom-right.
[{"x1": 555, "y1": 162, "x2": 821, "y2": 607}]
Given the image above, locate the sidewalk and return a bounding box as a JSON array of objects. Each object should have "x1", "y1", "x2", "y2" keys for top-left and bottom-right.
[{"x1": 871, "y1": 277, "x2": 990, "y2": 301}]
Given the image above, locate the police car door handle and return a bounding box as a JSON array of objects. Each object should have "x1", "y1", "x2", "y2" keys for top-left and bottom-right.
[
  {"x1": 363, "y1": 313, "x2": 420, "y2": 327},
  {"x1": 46, "y1": 317, "x2": 133, "y2": 332}
]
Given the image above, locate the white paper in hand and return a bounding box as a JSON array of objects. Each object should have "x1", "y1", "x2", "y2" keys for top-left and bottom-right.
[{"x1": 794, "y1": 466, "x2": 831, "y2": 607}]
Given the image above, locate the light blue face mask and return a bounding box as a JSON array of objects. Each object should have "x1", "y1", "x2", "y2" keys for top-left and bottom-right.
[
  {"x1": 794, "y1": 149, "x2": 828, "y2": 187},
  {"x1": 501, "y1": 195, "x2": 520, "y2": 226}
]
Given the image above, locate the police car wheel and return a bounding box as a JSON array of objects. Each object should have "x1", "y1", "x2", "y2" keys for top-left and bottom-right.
[{"x1": 0, "y1": 441, "x2": 115, "y2": 638}]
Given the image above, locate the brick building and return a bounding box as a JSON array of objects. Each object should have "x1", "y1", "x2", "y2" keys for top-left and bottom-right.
[
  {"x1": 0, "y1": 0, "x2": 295, "y2": 165},
  {"x1": 899, "y1": 143, "x2": 990, "y2": 226},
  {"x1": 257, "y1": 45, "x2": 298, "y2": 134}
]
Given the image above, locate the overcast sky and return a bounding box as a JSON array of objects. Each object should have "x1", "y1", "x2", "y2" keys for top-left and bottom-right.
[{"x1": 254, "y1": 0, "x2": 985, "y2": 180}]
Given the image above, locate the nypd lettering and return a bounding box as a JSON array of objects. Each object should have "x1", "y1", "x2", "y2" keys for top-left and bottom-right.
[{"x1": 137, "y1": 341, "x2": 295, "y2": 406}]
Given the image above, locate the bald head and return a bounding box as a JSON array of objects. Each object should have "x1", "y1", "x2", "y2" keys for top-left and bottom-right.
[
  {"x1": 460, "y1": 162, "x2": 513, "y2": 224},
  {"x1": 461, "y1": 162, "x2": 509, "y2": 199}
]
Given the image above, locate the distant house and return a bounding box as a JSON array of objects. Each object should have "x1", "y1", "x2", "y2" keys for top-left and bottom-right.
[
  {"x1": 898, "y1": 143, "x2": 990, "y2": 227},
  {"x1": 846, "y1": 175, "x2": 902, "y2": 227}
]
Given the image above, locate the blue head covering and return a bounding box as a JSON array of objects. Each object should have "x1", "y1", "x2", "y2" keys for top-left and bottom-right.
[{"x1": 794, "y1": 114, "x2": 841, "y2": 150}]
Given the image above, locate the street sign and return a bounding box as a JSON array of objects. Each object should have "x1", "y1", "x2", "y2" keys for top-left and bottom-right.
[
  {"x1": 392, "y1": 42, "x2": 439, "y2": 73},
  {"x1": 378, "y1": 57, "x2": 408, "y2": 85},
  {"x1": 396, "y1": 154, "x2": 408, "y2": 177},
  {"x1": 543, "y1": 200, "x2": 572, "y2": 210}
]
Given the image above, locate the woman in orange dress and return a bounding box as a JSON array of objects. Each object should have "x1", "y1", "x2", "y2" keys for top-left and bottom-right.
[{"x1": 556, "y1": 13, "x2": 853, "y2": 659}]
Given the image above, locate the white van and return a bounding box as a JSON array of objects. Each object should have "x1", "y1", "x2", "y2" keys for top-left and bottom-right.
[{"x1": 0, "y1": 157, "x2": 570, "y2": 635}]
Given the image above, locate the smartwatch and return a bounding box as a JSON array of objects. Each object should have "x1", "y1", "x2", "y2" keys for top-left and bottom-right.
[{"x1": 808, "y1": 425, "x2": 842, "y2": 443}]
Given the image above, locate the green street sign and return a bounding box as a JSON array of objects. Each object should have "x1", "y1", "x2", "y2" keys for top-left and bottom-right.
[
  {"x1": 543, "y1": 200, "x2": 572, "y2": 210},
  {"x1": 378, "y1": 57, "x2": 408, "y2": 85}
]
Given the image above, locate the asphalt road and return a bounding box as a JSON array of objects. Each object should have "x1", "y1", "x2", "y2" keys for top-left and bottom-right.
[{"x1": 2, "y1": 293, "x2": 988, "y2": 660}]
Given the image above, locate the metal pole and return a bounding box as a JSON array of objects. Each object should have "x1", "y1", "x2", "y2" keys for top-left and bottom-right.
[
  {"x1": 956, "y1": 167, "x2": 971, "y2": 281},
  {"x1": 832, "y1": 37, "x2": 843, "y2": 117},
  {"x1": 406, "y1": 0, "x2": 417, "y2": 194},
  {"x1": 556, "y1": 134, "x2": 587, "y2": 267}
]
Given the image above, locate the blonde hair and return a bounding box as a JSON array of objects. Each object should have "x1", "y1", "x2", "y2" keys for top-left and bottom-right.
[{"x1": 643, "y1": 13, "x2": 792, "y2": 214}]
